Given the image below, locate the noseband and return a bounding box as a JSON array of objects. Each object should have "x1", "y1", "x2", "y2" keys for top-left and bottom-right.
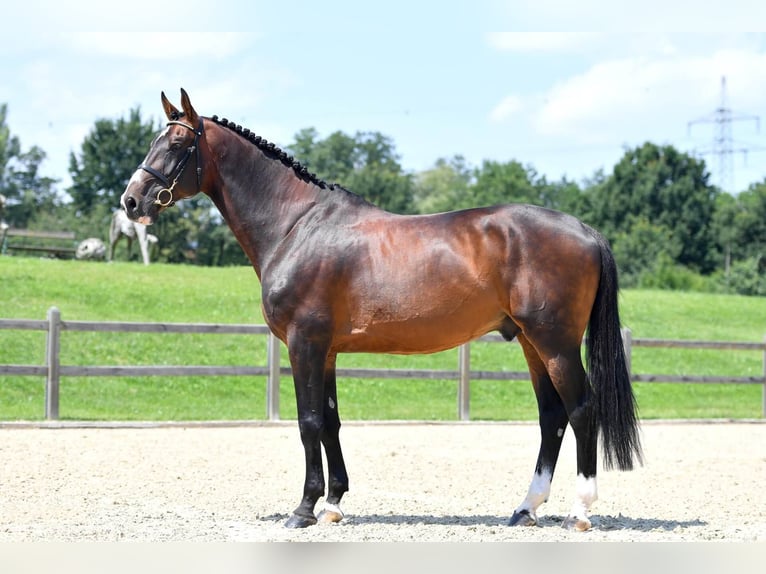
[{"x1": 138, "y1": 117, "x2": 203, "y2": 207}]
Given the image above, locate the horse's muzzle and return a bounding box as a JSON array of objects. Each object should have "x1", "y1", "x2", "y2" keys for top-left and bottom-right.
[
  {"x1": 122, "y1": 192, "x2": 137, "y2": 214},
  {"x1": 121, "y1": 189, "x2": 156, "y2": 226}
]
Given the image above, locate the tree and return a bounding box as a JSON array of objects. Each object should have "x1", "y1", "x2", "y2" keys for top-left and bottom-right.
[
  {"x1": 533, "y1": 175, "x2": 588, "y2": 218},
  {"x1": 611, "y1": 217, "x2": 680, "y2": 287},
  {"x1": 3, "y1": 146, "x2": 59, "y2": 229},
  {"x1": 471, "y1": 159, "x2": 538, "y2": 207},
  {"x1": 289, "y1": 128, "x2": 356, "y2": 182},
  {"x1": 186, "y1": 198, "x2": 249, "y2": 267},
  {"x1": 711, "y1": 180, "x2": 766, "y2": 293},
  {"x1": 0, "y1": 104, "x2": 20, "y2": 192},
  {"x1": 728, "y1": 181, "x2": 766, "y2": 262},
  {"x1": 722, "y1": 256, "x2": 766, "y2": 296},
  {"x1": 711, "y1": 192, "x2": 739, "y2": 274},
  {"x1": 0, "y1": 103, "x2": 60, "y2": 229},
  {"x1": 287, "y1": 128, "x2": 416, "y2": 214},
  {"x1": 68, "y1": 107, "x2": 159, "y2": 216},
  {"x1": 587, "y1": 142, "x2": 719, "y2": 273},
  {"x1": 413, "y1": 155, "x2": 473, "y2": 214},
  {"x1": 467, "y1": 159, "x2": 587, "y2": 217}
]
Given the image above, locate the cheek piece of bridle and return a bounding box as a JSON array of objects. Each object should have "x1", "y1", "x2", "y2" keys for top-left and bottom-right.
[{"x1": 138, "y1": 116, "x2": 204, "y2": 208}]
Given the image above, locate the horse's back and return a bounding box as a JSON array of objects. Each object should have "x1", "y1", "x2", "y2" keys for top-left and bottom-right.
[{"x1": 319, "y1": 203, "x2": 603, "y2": 354}]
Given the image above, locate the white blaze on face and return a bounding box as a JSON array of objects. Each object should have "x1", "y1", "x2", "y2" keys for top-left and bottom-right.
[
  {"x1": 124, "y1": 125, "x2": 169, "y2": 197},
  {"x1": 122, "y1": 126, "x2": 171, "y2": 221},
  {"x1": 125, "y1": 169, "x2": 145, "y2": 197},
  {"x1": 127, "y1": 168, "x2": 144, "y2": 186},
  {"x1": 121, "y1": 169, "x2": 148, "y2": 217}
]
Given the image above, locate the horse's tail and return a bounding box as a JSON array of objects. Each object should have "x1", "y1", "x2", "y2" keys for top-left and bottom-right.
[{"x1": 587, "y1": 231, "x2": 643, "y2": 471}]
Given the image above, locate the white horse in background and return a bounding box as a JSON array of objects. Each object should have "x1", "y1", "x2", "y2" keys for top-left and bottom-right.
[
  {"x1": 109, "y1": 210, "x2": 157, "y2": 265},
  {"x1": 0, "y1": 193, "x2": 7, "y2": 234}
]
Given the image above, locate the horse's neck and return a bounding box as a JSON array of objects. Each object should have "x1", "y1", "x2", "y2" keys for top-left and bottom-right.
[{"x1": 206, "y1": 151, "x2": 323, "y2": 277}]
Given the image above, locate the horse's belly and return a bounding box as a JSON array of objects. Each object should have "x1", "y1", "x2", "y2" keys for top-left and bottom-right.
[{"x1": 335, "y1": 304, "x2": 505, "y2": 354}]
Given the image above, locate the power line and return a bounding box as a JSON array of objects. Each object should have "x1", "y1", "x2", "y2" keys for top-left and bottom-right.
[{"x1": 687, "y1": 76, "x2": 762, "y2": 193}]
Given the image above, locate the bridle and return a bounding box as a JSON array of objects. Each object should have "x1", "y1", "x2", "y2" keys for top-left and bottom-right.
[{"x1": 138, "y1": 117, "x2": 204, "y2": 208}]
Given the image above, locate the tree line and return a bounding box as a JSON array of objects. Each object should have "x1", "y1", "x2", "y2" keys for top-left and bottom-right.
[{"x1": 1, "y1": 104, "x2": 764, "y2": 295}]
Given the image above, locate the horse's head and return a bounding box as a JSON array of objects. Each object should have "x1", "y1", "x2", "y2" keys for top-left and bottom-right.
[{"x1": 121, "y1": 88, "x2": 204, "y2": 225}]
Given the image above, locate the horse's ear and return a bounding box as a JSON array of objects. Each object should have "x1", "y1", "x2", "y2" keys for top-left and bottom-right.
[
  {"x1": 161, "y1": 91, "x2": 181, "y2": 121},
  {"x1": 179, "y1": 88, "x2": 199, "y2": 124}
]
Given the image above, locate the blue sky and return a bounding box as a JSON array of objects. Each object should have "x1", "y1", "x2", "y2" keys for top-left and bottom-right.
[{"x1": 3, "y1": 1, "x2": 766, "y2": 195}]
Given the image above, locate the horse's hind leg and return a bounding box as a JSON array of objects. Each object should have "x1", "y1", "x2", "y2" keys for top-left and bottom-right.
[
  {"x1": 559, "y1": 363, "x2": 598, "y2": 532},
  {"x1": 316, "y1": 353, "x2": 349, "y2": 524},
  {"x1": 520, "y1": 333, "x2": 598, "y2": 531},
  {"x1": 509, "y1": 335, "x2": 570, "y2": 527}
]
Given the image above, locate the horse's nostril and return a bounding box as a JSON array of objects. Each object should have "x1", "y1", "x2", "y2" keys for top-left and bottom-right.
[{"x1": 125, "y1": 195, "x2": 137, "y2": 212}]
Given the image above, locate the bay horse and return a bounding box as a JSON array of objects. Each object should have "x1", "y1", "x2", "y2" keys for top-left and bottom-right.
[{"x1": 121, "y1": 89, "x2": 642, "y2": 531}]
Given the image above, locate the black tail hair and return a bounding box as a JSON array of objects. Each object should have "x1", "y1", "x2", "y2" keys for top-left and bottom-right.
[{"x1": 587, "y1": 232, "x2": 643, "y2": 471}]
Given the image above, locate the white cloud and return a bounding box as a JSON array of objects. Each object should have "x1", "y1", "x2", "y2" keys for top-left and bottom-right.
[
  {"x1": 531, "y1": 49, "x2": 766, "y2": 143},
  {"x1": 489, "y1": 95, "x2": 523, "y2": 123}
]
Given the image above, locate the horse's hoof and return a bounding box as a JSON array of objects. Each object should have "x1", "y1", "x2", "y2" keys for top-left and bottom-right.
[
  {"x1": 317, "y1": 503, "x2": 344, "y2": 524},
  {"x1": 561, "y1": 515, "x2": 591, "y2": 531},
  {"x1": 284, "y1": 513, "x2": 317, "y2": 529},
  {"x1": 508, "y1": 510, "x2": 537, "y2": 527}
]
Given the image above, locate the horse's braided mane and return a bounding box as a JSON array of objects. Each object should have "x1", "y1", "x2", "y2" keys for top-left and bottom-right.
[{"x1": 210, "y1": 115, "x2": 351, "y2": 193}]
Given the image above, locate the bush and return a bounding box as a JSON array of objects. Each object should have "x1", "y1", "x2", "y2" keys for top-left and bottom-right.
[
  {"x1": 612, "y1": 219, "x2": 680, "y2": 288},
  {"x1": 716, "y1": 256, "x2": 766, "y2": 296},
  {"x1": 637, "y1": 253, "x2": 712, "y2": 291}
]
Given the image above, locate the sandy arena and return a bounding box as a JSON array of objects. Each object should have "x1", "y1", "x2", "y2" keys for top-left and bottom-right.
[{"x1": 0, "y1": 420, "x2": 764, "y2": 542}]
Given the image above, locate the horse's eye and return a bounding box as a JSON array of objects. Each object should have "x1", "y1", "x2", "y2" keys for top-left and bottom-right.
[{"x1": 169, "y1": 142, "x2": 182, "y2": 151}]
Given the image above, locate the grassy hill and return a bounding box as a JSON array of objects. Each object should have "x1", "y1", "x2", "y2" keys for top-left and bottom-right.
[{"x1": 1, "y1": 257, "x2": 763, "y2": 421}]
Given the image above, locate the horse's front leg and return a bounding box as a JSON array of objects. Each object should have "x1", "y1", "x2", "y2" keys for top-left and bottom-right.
[
  {"x1": 316, "y1": 353, "x2": 349, "y2": 524},
  {"x1": 285, "y1": 332, "x2": 330, "y2": 529}
]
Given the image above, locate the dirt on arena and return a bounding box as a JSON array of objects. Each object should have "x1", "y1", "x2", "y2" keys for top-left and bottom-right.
[{"x1": 1, "y1": 420, "x2": 764, "y2": 542}]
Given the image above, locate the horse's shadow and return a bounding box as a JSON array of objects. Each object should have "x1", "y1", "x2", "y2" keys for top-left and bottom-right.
[{"x1": 258, "y1": 513, "x2": 706, "y2": 532}]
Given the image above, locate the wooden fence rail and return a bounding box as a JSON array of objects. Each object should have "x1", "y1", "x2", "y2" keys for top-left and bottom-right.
[
  {"x1": 0, "y1": 228, "x2": 77, "y2": 258},
  {"x1": 1, "y1": 307, "x2": 764, "y2": 420}
]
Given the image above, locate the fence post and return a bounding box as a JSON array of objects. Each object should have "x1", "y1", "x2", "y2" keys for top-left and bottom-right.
[
  {"x1": 458, "y1": 342, "x2": 470, "y2": 421},
  {"x1": 45, "y1": 306, "x2": 61, "y2": 420},
  {"x1": 762, "y1": 335, "x2": 765, "y2": 418},
  {"x1": 267, "y1": 332, "x2": 281, "y2": 421},
  {"x1": 622, "y1": 327, "x2": 633, "y2": 380}
]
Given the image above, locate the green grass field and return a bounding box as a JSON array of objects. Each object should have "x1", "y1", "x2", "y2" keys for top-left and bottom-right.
[{"x1": 1, "y1": 257, "x2": 764, "y2": 421}]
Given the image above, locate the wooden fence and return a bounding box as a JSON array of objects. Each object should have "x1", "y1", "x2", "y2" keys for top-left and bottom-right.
[{"x1": 1, "y1": 306, "x2": 764, "y2": 420}]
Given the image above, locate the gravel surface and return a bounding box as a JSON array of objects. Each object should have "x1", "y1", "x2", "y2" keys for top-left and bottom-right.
[{"x1": 1, "y1": 421, "x2": 764, "y2": 542}]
